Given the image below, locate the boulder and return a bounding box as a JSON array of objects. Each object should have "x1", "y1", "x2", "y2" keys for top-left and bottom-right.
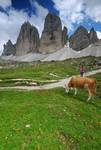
[
  {"x1": 2, "y1": 40, "x2": 16, "y2": 56},
  {"x1": 69, "y1": 26, "x2": 90, "y2": 51},
  {"x1": 16, "y1": 21, "x2": 39, "y2": 56},
  {"x1": 39, "y1": 13, "x2": 63, "y2": 54}
]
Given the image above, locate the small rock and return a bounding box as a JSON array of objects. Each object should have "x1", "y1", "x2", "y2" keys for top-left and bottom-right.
[{"x1": 25, "y1": 124, "x2": 31, "y2": 128}]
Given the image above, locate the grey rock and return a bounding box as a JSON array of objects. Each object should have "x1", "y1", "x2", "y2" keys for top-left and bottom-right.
[
  {"x1": 16, "y1": 21, "x2": 39, "y2": 56},
  {"x1": 89, "y1": 27, "x2": 99, "y2": 44},
  {"x1": 2, "y1": 40, "x2": 16, "y2": 56},
  {"x1": 62, "y1": 26, "x2": 68, "y2": 46},
  {"x1": 69, "y1": 26, "x2": 90, "y2": 51},
  {"x1": 39, "y1": 13, "x2": 63, "y2": 54}
]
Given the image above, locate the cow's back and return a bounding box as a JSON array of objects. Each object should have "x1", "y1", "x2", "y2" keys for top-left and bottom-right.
[
  {"x1": 72, "y1": 77, "x2": 86, "y2": 88},
  {"x1": 68, "y1": 76, "x2": 96, "y2": 89}
]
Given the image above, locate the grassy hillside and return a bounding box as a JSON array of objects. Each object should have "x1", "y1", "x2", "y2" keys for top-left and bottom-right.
[
  {"x1": 0, "y1": 57, "x2": 100, "y2": 81},
  {"x1": 0, "y1": 73, "x2": 101, "y2": 150},
  {"x1": 0, "y1": 57, "x2": 101, "y2": 149}
]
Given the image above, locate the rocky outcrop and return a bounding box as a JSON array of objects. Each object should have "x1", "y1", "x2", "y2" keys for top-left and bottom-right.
[
  {"x1": 69, "y1": 26, "x2": 90, "y2": 51},
  {"x1": 39, "y1": 13, "x2": 63, "y2": 54},
  {"x1": 89, "y1": 27, "x2": 98, "y2": 44},
  {"x1": 1, "y1": 15, "x2": 99, "y2": 57},
  {"x1": 16, "y1": 21, "x2": 39, "y2": 56},
  {"x1": 2, "y1": 40, "x2": 16, "y2": 56},
  {"x1": 62, "y1": 26, "x2": 68, "y2": 46}
]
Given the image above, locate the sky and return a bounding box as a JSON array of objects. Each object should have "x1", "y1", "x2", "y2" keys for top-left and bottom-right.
[{"x1": 0, "y1": 0, "x2": 101, "y2": 55}]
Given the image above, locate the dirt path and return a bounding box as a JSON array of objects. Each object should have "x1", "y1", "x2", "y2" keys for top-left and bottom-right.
[{"x1": 0, "y1": 68, "x2": 101, "y2": 91}]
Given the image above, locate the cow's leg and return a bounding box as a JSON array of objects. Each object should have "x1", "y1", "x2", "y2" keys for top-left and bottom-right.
[
  {"x1": 87, "y1": 88, "x2": 92, "y2": 101},
  {"x1": 65, "y1": 88, "x2": 69, "y2": 93},
  {"x1": 74, "y1": 88, "x2": 77, "y2": 95},
  {"x1": 64, "y1": 84, "x2": 70, "y2": 93},
  {"x1": 87, "y1": 95, "x2": 92, "y2": 101}
]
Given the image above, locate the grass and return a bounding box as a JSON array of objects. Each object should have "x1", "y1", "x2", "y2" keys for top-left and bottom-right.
[
  {"x1": 0, "y1": 57, "x2": 101, "y2": 149},
  {"x1": 0, "y1": 73, "x2": 101, "y2": 150},
  {"x1": 0, "y1": 60, "x2": 78, "y2": 80},
  {"x1": 0, "y1": 56, "x2": 101, "y2": 87},
  {"x1": 0, "y1": 56, "x2": 100, "y2": 81}
]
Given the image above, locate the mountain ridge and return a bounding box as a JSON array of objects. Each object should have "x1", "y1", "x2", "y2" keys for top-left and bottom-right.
[{"x1": 1, "y1": 13, "x2": 99, "y2": 57}]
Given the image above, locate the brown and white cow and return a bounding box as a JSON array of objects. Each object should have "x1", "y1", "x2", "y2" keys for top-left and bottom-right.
[{"x1": 65, "y1": 76, "x2": 96, "y2": 101}]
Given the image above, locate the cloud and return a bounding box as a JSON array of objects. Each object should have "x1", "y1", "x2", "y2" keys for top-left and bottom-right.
[
  {"x1": 53, "y1": 0, "x2": 85, "y2": 31},
  {"x1": 29, "y1": 1, "x2": 48, "y2": 36},
  {"x1": 0, "y1": 0, "x2": 11, "y2": 9},
  {"x1": 96, "y1": 31, "x2": 101, "y2": 39},
  {"x1": 81, "y1": 0, "x2": 101, "y2": 23},
  {"x1": 0, "y1": 1, "x2": 48, "y2": 55},
  {"x1": 0, "y1": 9, "x2": 29, "y2": 55},
  {"x1": 53, "y1": 0, "x2": 101, "y2": 32},
  {"x1": 84, "y1": 0, "x2": 101, "y2": 22}
]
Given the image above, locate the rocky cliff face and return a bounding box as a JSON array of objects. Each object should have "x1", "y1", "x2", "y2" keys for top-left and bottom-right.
[
  {"x1": 69, "y1": 26, "x2": 90, "y2": 51},
  {"x1": 62, "y1": 26, "x2": 68, "y2": 46},
  {"x1": 2, "y1": 40, "x2": 16, "y2": 56},
  {"x1": 89, "y1": 27, "x2": 98, "y2": 44},
  {"x1": 39, "y1": 13, "x2": 63, "y2": 54},
  {"x1": 16, "y1": 22, "x2": 39, "y2": 56},
  {"x1": 69, "y1": 26, "x2": 99, "y2": 51},
  {"x1": 1, "y1": 14, "x2": 99, "y2": 56}
]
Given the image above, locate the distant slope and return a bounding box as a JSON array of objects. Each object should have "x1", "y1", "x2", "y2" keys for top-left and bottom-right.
[{"x1": 1, "y1": 42, "x2": 101, "y2": 62}]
